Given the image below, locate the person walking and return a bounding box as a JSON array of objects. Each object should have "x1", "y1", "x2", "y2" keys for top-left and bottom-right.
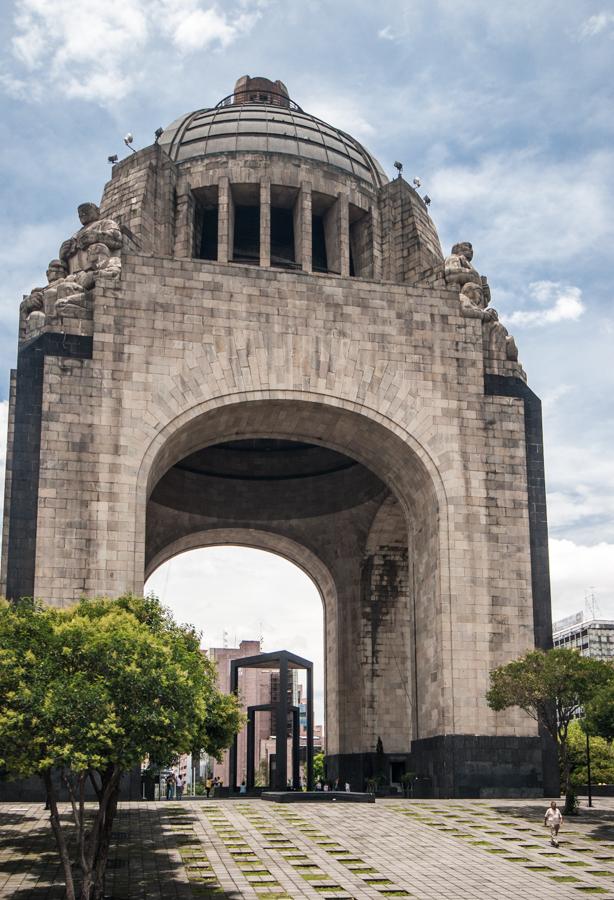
[
  {"x1": 176, "y1": 773, "x2": 185, "y2": 801},
  {"x1": 165, "y1": 773, "x2": 176, "y2": 801},
  {"x1": 544, "y1": 800, "x2": 563, "y2": 846},
  {"x1": 205, "y1": 776, "x2": 213, "y2": 798},
  {"x1": 240, "y1": 780, "x2": 247, "y2": 795}
]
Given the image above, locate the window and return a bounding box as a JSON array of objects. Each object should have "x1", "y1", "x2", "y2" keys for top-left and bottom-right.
[{"x1": 233, "y1": 205, "x2": 260, "y2": 263}]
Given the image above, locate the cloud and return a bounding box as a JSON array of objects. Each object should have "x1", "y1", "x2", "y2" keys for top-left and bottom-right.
[
  {"x1": 550, "y1": 538, "x2": 614, "y2": 620},
  {"x1": 430, "y1": 150, "x2": 614, "y2": 279},
  {"x1": 504, "y1": 281, "x2": 585, "y2": 327},
  {"x1": 3, "y1": 0, "x2": 265, "y2": 104},
  {"x1": 579, "y1": 12, "x2": 614, "y2": 38}
]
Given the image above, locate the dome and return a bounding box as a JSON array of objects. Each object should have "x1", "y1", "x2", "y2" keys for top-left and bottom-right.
[{"x1": 158, "y1": 78, "x2": 387, "y2": 189}]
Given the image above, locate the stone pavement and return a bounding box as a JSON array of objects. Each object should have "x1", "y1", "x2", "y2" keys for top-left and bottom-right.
[{"x1": 2, "y1": 798, "x2": 614, "y2": 899}]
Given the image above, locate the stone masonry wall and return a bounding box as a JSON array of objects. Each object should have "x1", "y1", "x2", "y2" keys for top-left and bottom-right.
[{"x1": 22, "y1": 251, "x2": 538, "y2": 750}]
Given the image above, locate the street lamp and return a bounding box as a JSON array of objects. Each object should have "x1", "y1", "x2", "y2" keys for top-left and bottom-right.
[{"x1": 586, "y1": 727, "x2": 593, "y2": 808}]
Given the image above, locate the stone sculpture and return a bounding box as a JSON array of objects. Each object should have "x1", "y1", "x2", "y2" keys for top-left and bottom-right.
[
  {"x1": 22, "y1": 207, "x2": 122, "y2": 331},
  {"x1": 59, "y1": 202, "x2": 122, "y2": 272},
  {"x1": 459, "y1": 281, "x2": 496, "y2": 321},
  {"x1": 444, "y1": 242, "x2": 483, "y2": 288}
]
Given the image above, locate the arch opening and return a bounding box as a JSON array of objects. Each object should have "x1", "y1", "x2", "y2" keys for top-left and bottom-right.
[
  {"x1": 140, "y1": 396, "x2": 446, "y2": 789},
  {"x1": 145, "y1": 543, "x2": 325, "y2": 790}
]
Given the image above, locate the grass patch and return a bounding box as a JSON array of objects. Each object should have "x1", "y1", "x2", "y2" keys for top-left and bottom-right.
[
  {"x1": 550, "y1": 875, "x2": 580, "y2": 883},
  {"x1": 573, "y1": 888, "x2": 608, "y2": 894},
  {"x1": 587, "y1": 871, "x2": 614, "y2": 876},
  {"x1": 562, "y1": 861, "x2": 590, "y2": 867},
  {"x1": 504, "y1": 856, "x2": 530, "y2": 862}
]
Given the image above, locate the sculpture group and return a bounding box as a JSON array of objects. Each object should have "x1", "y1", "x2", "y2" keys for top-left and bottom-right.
[
  {"x1": 21, "y1": 203, "x2": 121, "y2": 332},
  {"x1": 444, "y1": 241, "x2": 523, "y2": 377}
]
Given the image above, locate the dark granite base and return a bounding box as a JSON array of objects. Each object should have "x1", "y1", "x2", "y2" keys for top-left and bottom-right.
[
  {"x1": 0, "y1": 765, "x2": 142, "y2": 802},
  {"x1": 262, "y1": 791, "x2": 374, "y2": 803},
  {"x1": 327, "y1": 734, "x2": 558, "y2": 799}
]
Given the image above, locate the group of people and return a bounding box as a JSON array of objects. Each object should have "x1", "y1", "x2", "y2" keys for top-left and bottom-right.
[
  {"x1": 204, "y1": 776, "x2": 222, "y2": 798},
  {"x1": 315, "y1": 778, "x2": 350, "y2": 792},
  {"x1": 164, "y1": 772, "x2": 186, "y2": 800}
]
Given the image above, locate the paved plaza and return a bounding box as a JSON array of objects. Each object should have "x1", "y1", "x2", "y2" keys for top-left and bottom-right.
[{"x1": 2, "y1": 798, "x2": 614, "y2": 899}]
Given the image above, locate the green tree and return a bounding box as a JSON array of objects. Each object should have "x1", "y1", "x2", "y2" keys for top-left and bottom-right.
[
  {"x1": 0, "y1": 595, "x2": 242, "y2": 900},
  {"x1": 486, "y1": 648, "x2": 613, "y2": 813},
  {"x1": 585, "y1": 682, "x2": 614, "y2": 743},
  {"x1": 313, "y1": 751, "x2": 325, "y2": 784},
  {"x1": 567, "y1": 719, "x2": 614, "y2": 786}
]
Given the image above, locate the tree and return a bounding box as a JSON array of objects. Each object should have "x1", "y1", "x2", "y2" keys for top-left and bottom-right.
[
  {"x1": 313, "y1": 751, "x2": 325, "y2": 784},
  {"x1": 567, "y1": 719, "x2": 614, "y2": 787},
  {"x1": 486, "y1": 648, "x2": 613, "y2": 813},
  {"x1": 0, "y1": 595, "x2": 243, "y2": 900},
  {"x1": 585, "y1": 682, "x2": 614, "y2": 743}
]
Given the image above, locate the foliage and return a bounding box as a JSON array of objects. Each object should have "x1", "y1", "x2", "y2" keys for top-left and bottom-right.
[
  {"x1": 585, "y1": 682, "x2": 614, "y2": 743},
  {"x1": 567, "y1": 719, "x2": 614, "y2": 786},
  {"x1": 0, "y1": 594, "x2": 242, "y2": 900},
  {"x1": 486, "y1": 648, "x2": 614, "y2": 813},
  {"x1": 312, "y1": 752, "x2": 325, "y2": 784}
]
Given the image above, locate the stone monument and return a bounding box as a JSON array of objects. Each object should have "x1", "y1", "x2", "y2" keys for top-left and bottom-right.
[{"x1": 2, "y1": 75, "x2": 554, "y2": 797}]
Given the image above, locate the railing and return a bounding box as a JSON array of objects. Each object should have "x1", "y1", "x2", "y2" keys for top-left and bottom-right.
[{"x1": 216, "y1": 89, "x2": 303, "y2": 112}]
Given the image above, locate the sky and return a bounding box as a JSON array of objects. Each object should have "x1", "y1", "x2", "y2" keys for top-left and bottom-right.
[{"x1": 0, "y1": 0, "x2": 613, "y2": 721}]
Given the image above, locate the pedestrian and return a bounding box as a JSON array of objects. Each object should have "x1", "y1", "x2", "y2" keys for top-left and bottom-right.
[
  {"x1": 544, "y1": 800, "x2": 563, "y2": 847},
  {"x1": 165, "y1": 773, "x2": 176, "y2": 801},
  {"x1": 345, "y1": 782, "x2": 350, "y2": 792},
  {"x1": 205, "y1": 776, "x2": 212, "y2": 798},
  {"x1": 333, "y1": 778, "x2": 339, "y2": 791},
  {"x1": 176, "y1": 773, "x2": 185, "y2": 800},
  {"x1": 240, "y1": 779, "x2": 247, "y2": 795}
]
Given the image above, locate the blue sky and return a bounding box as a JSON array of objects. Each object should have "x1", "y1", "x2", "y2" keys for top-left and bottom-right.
[{"x1": 1, "y1": 1, "x2": 613, "y2": 705}]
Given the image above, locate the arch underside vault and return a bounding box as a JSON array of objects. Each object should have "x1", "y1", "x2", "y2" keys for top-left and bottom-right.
[{"x1": 143, "y1": 398, "x2": 442, "y2": 786}]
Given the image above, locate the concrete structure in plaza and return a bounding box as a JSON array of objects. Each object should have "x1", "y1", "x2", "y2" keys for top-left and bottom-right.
[
  {"x1": 1, "y1": 74, "x2": 555, "y2": 797},
  {"x1": 208, "y1": 639, "x2": 304, "y2": 787}
]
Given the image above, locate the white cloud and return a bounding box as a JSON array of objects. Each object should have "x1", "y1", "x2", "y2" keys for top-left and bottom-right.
[
  {"x1": 579, "y1": 12, "x2": 614, "y2": 38},
  {"x1": 378, "y1": 25, "x2": 396, "y2": 40},
  {"x1": 302, "y1": 94, "x2": 375, "y2": 141},
  {"x1": 550, "y1": 538, "x2": 614, "y2": 620},
  {"x1": 3, "y1": 0, "x2": 265, "y2": 104},
  {"x1": 505, "y1": 281, "x2": 585, "y2": 327},
  {"x1": 430, "y1": 150, "x2": 614, "y2": 278}
]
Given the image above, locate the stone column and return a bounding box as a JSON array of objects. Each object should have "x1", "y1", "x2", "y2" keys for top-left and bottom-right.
[
  {"x1": 217, "y1": 176, "x2": 231, "y2": 264},
  {"x1": 297, "y1": 182, "x2": 312, "y2": 273},
  {"x1": 173, "y1": 178, "x2": 195, "y2": 259},
  {"x1": 260, "y1": 179, "x2": 271, "y2": 268},
  {"x1": 338, "y1": 193, "x2": 350, "y2": 277}
]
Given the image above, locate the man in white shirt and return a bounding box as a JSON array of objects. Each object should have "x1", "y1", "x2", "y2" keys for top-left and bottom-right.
[{"x1": 544, "y1": 801, "x2": 563, "y2": 846}]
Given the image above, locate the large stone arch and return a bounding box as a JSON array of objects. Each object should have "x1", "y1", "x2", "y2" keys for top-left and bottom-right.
[{"x1": 137, "y1": 392, "x2": 450, "y2": 773}]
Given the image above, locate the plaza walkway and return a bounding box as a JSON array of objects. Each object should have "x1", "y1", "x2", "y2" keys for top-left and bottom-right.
[{"x1": 2, "y1": 798, "x2": 614, "y2": 899}]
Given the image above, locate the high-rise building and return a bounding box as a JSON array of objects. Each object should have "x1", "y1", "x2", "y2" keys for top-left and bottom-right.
[{"x1": 553, "y1": 612, "x2": 614, "y2": 660}]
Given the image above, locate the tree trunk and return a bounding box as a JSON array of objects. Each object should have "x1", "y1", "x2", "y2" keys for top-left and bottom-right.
[
  {"x1": 88, "y1": 766, "x2": 122, "y2": 900},
  {"x1": 43, "y1": 771, "x2": 76, "y2": 900},
  {"x1": 560, "y1": 741, "x2": 576, "y2": 814}
]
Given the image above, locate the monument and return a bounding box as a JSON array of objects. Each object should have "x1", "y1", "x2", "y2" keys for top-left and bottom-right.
[{"x1": 1, "y1": 75, "x2": 555, "y2": 797}]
